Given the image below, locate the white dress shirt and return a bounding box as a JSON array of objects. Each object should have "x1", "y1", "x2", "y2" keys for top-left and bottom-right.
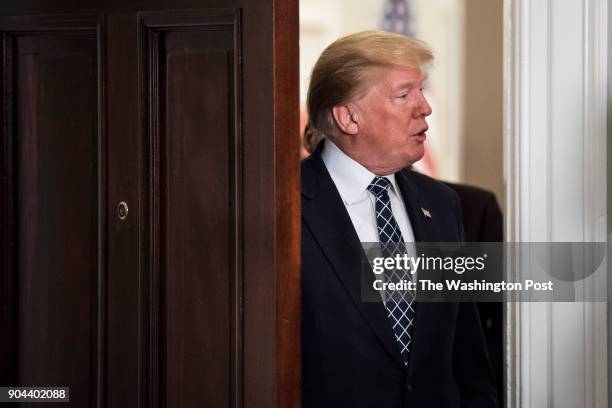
[{"x1": 321, "y1": 139, "x2": 416, "y2": 244}]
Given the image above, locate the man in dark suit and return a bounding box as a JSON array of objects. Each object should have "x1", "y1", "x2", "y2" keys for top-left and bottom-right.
[
  {"x1": 302, "y1": 31, "x2": 497, "y2": 407},
  {"x1": 444, "y1": 182, "x2": 504, "y2": 408}
]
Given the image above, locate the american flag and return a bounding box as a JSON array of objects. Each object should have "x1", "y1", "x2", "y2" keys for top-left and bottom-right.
[{"x1": 381, "y1": 0, "x2": 415, "y2": 37}]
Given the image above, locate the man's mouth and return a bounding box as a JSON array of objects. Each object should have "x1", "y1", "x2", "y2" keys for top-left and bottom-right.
[{"x1": 415, "y1": 126, "x2": 429, "y2": 136}]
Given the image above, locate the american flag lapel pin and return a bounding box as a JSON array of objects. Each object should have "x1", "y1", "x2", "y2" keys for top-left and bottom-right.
[{"x1": 421, "y1": 207, "x2": 431, "y2": 219}]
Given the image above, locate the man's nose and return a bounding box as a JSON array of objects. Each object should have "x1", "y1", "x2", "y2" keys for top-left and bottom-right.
[{"x1": 417, "y1": 93, "x2": 432, "y2": 116}]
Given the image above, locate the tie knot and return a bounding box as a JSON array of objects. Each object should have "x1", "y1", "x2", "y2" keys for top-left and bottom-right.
[{"x1": 367, "y1": 176, "x2": 391, "y2": 197}]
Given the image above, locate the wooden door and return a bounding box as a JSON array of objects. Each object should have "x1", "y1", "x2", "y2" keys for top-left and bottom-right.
[{"x1": 0, "y1": 1, "x2": 300, "y2": 407}]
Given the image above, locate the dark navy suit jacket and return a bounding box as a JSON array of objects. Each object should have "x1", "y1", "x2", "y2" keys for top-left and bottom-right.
[{"x1": 302, "y1": 143, "x2": 498, "y2": 407}]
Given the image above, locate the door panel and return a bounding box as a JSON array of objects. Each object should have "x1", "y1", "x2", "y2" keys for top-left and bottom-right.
[
  {"x1": 4, "y1": 23, "x2": 102, "y2": 408},
  {"x1": 140, "y1": 11, "x2": 239, "y2": 407}
]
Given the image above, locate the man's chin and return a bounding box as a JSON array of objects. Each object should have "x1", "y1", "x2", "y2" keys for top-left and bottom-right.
[{"x1": 405, "y1": 150, "x2": 425, "y2": 167}]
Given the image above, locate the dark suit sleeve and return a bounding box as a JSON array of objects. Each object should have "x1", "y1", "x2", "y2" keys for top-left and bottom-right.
[
  {"x1": 451, "y1": 190, "x2": 498, "y2": 407},
  {"x1": 453, "y1": 302, "x2": 498, "y2": 407},
  {"x1": 479, "y1": 193, "x2": 503, "y2": 242}
]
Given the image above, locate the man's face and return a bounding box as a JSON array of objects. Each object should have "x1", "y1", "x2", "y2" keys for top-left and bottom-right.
[{"x1": 350, "y1": 65, "x2": 432, "y2": 175}]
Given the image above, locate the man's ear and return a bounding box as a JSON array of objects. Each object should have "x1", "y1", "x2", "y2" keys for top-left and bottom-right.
[{"x1": 331, "y1": 105, "x2": 359, "y2": 135}]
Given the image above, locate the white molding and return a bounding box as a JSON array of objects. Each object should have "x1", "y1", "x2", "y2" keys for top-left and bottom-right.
[
  {"x1": 582, "y1": 0, "x2": 608, "y2": 404},
  {"x1": 503, "y1": 0, "x2": 526, "y2": 405},
  {"x1": 504, "y1": 0, "x2": 608, "y2": 406}
]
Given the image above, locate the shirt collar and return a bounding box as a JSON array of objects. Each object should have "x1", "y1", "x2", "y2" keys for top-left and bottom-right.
[{"x1": 321, "y1": 139, "x2": 402, "y2": 205}]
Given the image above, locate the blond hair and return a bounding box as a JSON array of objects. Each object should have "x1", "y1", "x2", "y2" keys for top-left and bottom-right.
[{"x1": 306, "y1": 30, "x2": 433, "y2": 137}]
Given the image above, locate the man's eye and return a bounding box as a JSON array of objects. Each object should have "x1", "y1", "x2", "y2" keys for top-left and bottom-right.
[{"x1": 398, "y1": 94, "x2": 408, "y2": 99}]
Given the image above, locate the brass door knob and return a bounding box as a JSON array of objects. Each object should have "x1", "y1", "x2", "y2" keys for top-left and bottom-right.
[{"x1": 117, "y1": 201, "x2": 129, "y2": 220}]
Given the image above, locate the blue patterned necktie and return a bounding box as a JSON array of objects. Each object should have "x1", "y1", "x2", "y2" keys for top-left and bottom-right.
[{"x1": 367, "y1": 176, "x2": 415, "y2": 364}]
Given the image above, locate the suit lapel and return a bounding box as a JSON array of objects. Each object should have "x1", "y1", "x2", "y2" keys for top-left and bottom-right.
[
  {"x1": 302, "y1": 148, "x2": 406, "y2": 369},
  {"x1": 394, "y1": 170, "x2": 441, "y2": 374},
  {"x1": 394, "y1": 170, "x2": 439, "y2": 243}
]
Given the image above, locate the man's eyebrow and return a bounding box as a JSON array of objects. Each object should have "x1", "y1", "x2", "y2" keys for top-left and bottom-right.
[
  {"x1": 396, "y1": 82, "x2": 415, "y2": 91},
  {"x1": 396, "y1": 75, "x2": 428, "y2": 91},
  {"x1": 395, "y1": 77, "x2": 427, "y2": 91}
]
